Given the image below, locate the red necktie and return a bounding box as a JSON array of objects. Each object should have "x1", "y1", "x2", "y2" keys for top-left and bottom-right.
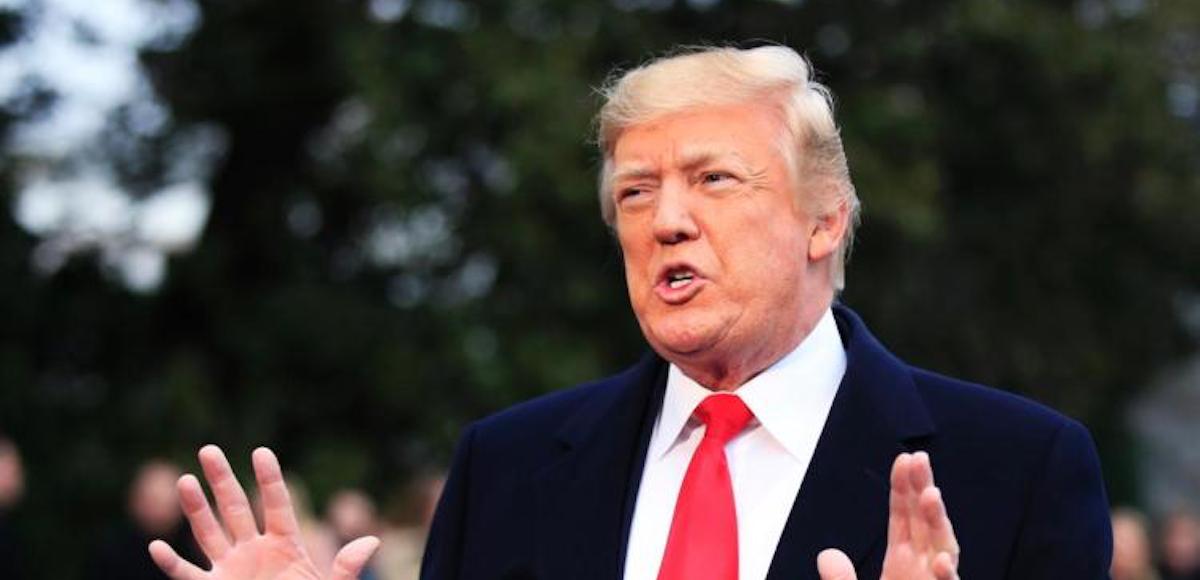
[{"x1": 657, "y1": 394, "x2": 754, "y2": 580}]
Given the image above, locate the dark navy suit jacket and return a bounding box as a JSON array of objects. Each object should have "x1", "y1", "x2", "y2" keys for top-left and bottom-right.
[{"x1": 421, "y1": 305, "x2": 1112, "y2": 579}]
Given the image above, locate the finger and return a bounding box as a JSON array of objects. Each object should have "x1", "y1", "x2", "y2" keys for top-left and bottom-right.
[
  {"x1": 932, "y1": 551, "x2": 959, "y2": 580},
  {"x1": 198, "y1": 445, "x2": 260, "y2": 542},
  {"x1": 252, "y1": 447, "x2": 300, "y2": 537},
  {"x1": 329, "y1": 536, "x2": 382, "y2": 580},
  {"x1": 906, "y1": 452, "x2": 931, "y2": 551},
  {"x1": 177, "y1": 474, "x2": 231, "y2": 561},
  {"x1": 909, "y1": 451, "x2": 935, "y2": 490},
  {"x1": 920, "y1": 486, "x2": 960, "y2": 562},
  {"x1": 148, "y1": 539, "x2": 207, "y2": 580},
  {"x1": 816, "y1": 548, "x2": 858, "y2": 580},
  {"x1": 887, "y1": 453, "x2": 912, "y2": 544}
]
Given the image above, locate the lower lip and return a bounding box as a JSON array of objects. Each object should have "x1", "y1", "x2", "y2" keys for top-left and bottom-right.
[{"x1": 654, "y1": 278, "x2": 705, "y2": 304}]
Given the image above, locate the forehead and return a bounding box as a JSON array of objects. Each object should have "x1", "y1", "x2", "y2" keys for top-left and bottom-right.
[{"x1": 611, "y1": 102, "x2": 786, "y2": 170}]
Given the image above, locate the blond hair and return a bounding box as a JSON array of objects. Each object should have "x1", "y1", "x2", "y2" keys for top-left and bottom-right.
[{"x1": 596, "y1": 45, "x2": 860, "y2": 289}]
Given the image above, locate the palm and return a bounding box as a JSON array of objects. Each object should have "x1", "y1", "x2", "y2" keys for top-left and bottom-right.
[
  {"x1": 818, "y1": 452, "x2": 960, "y2": 580},
  {"x1": 206, "y1": 534, "x2": 320, "y2": 580},
  {"x1": 879, "y1": 543, "x2": 954, "y2": 580},
  {"x1": 148, "y1": 446, "x2": 379, "y2": 580}
]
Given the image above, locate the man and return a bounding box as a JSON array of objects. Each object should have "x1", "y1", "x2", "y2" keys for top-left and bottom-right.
[{"x1": 149, "y1": 45, "x2": 1112, "y2": 580}]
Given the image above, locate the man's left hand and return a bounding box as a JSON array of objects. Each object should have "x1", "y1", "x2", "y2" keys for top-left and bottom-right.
[{"x1": 816, "y1": 452, "x2": 960, "y2": 580}]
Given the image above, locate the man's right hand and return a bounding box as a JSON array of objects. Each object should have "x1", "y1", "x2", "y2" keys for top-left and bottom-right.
[
  {"x1": 816, "y1": 452, "x2": 960, "y2": 580},
  {"x1": 147, "y1": 445, "x2": 380, "y2": 580}
]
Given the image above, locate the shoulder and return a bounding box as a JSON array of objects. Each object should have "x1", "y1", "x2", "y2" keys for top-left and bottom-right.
[
  {"x1": 909, "y1": 366, "x2": 1079, "y2": 438},
  {"x1": 905, "y1": 364, "x2": 1103, "y2": 505},
  {"x1": 463, "y1": 353, "x2": 660, "y2": 456},
  {"x1": 469, "y1": 376, "x2": 612, "y2": 443},
  {"x1": 833, "y1": 303, "x2": 1088, "y2": 451},
  {"x1": 903, "y1": 367, "x2": 1111, "y2": 576},
  {"x1": 907, "y1": 365, "x2": 1100, "y2": 471},
  {"x1": 907, "y1": 370, "x2": 1112, "y2": 576}
]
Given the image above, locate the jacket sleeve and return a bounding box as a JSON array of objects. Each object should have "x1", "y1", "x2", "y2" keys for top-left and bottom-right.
[
  {"x1": 1006, "y1": 419, "x2": 1113, "y2": 579},
  {"x1": 420, "y1": 423, "x2": 478, "y2": 580}
]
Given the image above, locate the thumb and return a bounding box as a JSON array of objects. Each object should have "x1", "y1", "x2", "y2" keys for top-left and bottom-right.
[
  {"x1": 817, "y1": 548, "x2": 858, "y2": 580},
  {"x1": 329, "y1": 535, "x2": 381, "y2": 580}
]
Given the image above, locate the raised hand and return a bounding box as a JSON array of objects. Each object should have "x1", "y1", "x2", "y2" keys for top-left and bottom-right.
[
  {"x1": 148, "y1": 445, "x2": 380, "y2": 580},
  {"x1": 817, "y1": 452, "x2": 960, "y2": 580}
]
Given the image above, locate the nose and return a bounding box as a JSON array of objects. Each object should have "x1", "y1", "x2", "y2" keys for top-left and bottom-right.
[{"x1": 651, "y1": 179, "x2": 699, "y2": 245}]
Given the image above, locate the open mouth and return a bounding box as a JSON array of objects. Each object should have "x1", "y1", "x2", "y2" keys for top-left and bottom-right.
[
  {"x1": 666, "y1": 269, "x2": 695, "y2": 289},
  {"x1": 655, "y1": 265, "x2": 704, "y2": 304}
]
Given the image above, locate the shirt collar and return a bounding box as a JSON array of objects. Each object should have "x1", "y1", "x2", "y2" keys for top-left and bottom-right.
[{"x1": 650, "y1": 308, "x2": 847, "y2": 461}]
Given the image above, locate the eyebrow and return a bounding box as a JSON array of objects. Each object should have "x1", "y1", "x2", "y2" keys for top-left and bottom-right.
[
  {"x1": 611, "y1": 164, "x2": 658, "y2": 184},
  {"x1": 611, "y1": 146, "x2": 745, "y2": 184}
]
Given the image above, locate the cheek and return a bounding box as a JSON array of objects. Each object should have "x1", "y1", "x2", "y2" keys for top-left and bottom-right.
[
  {"x1": 726, "y1": 221, "x2": 807, "y2": 290},
  {"x1": 623, "y1": 260, "x2": 649, "y2": 301},
  {"x1": 618, "y1": 234, "x2": 654, "y2": 289}
]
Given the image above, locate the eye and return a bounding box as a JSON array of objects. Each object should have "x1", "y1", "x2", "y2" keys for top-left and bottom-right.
[
  {"x1": 615, "y1": 186, "x2": 652, "y2": 208},
  {"x1": 618, "y1": 187, "x2": 644, "y2": 201},
  {"x1": 700, "y1": 171, "x2": 733, "y2": 185}
]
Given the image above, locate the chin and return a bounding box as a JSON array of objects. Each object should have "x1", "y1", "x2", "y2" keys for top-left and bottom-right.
[{"x1": 641, "y1": 311, "x2": 727, "y2": 359}]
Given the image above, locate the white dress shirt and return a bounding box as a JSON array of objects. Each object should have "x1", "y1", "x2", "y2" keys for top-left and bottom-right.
[{"x1": 623, "y1": 308, "x2": 847, "y2": 580}]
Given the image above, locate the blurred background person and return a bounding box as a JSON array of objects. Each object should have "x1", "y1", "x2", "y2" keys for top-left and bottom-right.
[
  {"x1": 88, "y1": 460, "x2": 203, "y2": 580},
  {"x1": 1114, "y1": 507, "x2": 1161, "y2": 580},
  {"x1": 325, "y1": 488, "x2": 382, "y2": 580},
  {"x1": 0, "y1": 436, "x2": 25, "y2": 579},
  {"x1": 377, "y1": 472, "x2": 445, "y2": 580},
  {"x1": 1159, "y1": 508, "x2": 1200, "y2": 580},
  {"x1": 283, "y1": 478, "x2": 339, "y2": 574}
]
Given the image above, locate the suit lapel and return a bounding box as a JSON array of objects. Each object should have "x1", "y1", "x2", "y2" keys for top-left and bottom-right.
[
  {"x1": 766, "y1": 305, "x2": 937, "y2": 580},
  {"x1": 531, "y1": 354, "x2": 667, "y2": 579}
]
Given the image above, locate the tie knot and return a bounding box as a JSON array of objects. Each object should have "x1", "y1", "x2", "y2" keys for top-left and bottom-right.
[{"x1": 694, "y1": 395, "x2": 753, "y2": 445}]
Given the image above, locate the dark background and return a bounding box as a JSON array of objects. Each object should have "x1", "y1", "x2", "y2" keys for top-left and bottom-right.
[{"x1": 1, "y1": 0, "x2": 1198, "y2": 577}]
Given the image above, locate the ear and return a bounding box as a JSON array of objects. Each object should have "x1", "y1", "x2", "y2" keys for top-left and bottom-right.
[{"x1": 808, "y1": 197, "x2": 851, "y2": 263}]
